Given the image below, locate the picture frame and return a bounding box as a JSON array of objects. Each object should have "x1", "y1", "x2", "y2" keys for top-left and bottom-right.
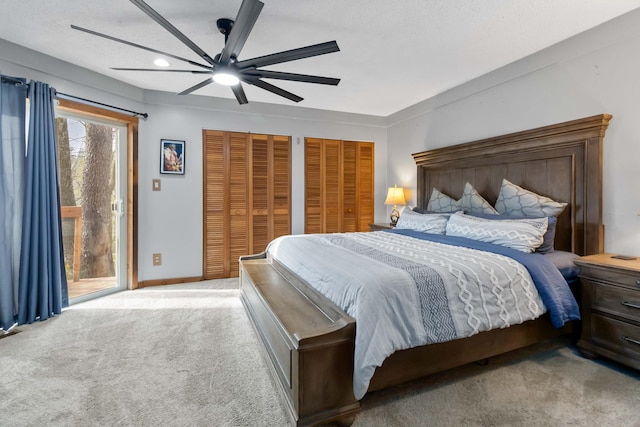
[{"x1": 160, "y1": 139, "x2": 185, "y2": 175}]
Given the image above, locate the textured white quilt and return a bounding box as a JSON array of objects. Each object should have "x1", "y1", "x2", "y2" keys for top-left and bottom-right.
[{"x1": 267, "y1": 231, "x2": 545, "y2": 399}]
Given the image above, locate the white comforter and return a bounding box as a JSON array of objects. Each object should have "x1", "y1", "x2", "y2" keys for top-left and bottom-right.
[{"x1": 267, "y1": 231, "x2": 545, "y2": 399}]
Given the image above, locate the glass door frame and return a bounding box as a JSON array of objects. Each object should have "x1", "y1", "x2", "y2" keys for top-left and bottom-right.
[{"x1": 56, "y1": 99, "x2": 139, "y2": 297}]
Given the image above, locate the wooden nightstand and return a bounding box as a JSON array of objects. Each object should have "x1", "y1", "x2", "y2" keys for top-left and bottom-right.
[
  {"x1": 369, "y1": 223, "x2": 395, "y2": 232},
  {"x1": 574, "y1": 253, "x2": 640, "y2": 370}
]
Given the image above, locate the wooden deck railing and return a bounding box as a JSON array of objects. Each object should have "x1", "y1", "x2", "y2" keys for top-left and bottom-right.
[{"x1": 61, "y1": 206, "x2": 82, "y2": 282}]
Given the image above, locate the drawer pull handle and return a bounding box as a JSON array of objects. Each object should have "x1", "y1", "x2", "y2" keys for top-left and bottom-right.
[
  {"x1": 636, "y1": 280, "x2": 640, "y2": 286},
  {"x1": 621, "y1": 301, "x2": 640, "y2": 310},
  {"x1": 621, "y1": 336, "x2": 640, "y2": 346}
]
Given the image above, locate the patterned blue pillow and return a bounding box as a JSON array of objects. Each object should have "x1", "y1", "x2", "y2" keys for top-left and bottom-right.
[
  {"x1": 395, "y1": 209, "x2": 449, "y2": 234},
  {"x1": 445, "y1": 212, "x2": 548, "y2": 253},
  {"x1": 426, "y1": 188, "x2": 460, "y2": 212},
  {"x1": 495, "y1": 179, "x2": 567, "y2": 217},
  {"x1": 427, "y1": 183, "x2": 498, "y2": 215}
]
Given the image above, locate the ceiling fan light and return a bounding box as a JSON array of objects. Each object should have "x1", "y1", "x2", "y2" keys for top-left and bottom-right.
[
  {"x1": 213, "y1": 72, "x2": 240, "y2": 86},
  {"x1": 153, "y1": 58, "x2": 170, "y2": 67}
]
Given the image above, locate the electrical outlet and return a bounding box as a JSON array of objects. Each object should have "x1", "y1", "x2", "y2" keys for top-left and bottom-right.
[
  {"x1": 152, "y1": 253, "x2": 162, "y2": 266},
  {"x1": 152, "y1": 179, "x2": 161, "y2": 191}
]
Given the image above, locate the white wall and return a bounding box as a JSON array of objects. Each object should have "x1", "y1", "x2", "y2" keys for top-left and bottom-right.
[
  {"x1": 386, "y1": 9, "x2": 640, "y2": 257},
  {"x1": 1, "y1": 39, "x2": 388, "y2": 282}
]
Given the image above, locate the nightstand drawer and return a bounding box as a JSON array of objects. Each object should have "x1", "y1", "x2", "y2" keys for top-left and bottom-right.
[
  {"x1": 579, "y1": 264, "x2": 640, "y2": 291},
  {"x1": 591, "y1": 313, "x2": 640, "y2": 360},
  {"x1": 589, "y1": 281, "x2": 640, "y2": 322}
]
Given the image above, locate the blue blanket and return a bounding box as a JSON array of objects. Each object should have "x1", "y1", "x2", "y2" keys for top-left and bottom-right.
[{"x1": 386, "y1": 229, "x2": 580, "y2": 327}]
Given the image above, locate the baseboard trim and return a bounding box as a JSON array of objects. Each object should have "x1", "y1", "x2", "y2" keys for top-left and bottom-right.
[{"x1": 138, "y1": 276, "x2": 204, "y2": 288}]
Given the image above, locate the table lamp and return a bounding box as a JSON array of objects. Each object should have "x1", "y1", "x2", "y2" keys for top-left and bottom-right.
[{"x1": 384, "y1": 184, "x2": 406, "y2": 226}]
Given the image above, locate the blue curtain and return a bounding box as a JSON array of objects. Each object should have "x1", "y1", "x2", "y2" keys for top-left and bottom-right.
[
  {"x1": 0, "y1": 76, "x2": 27, "y2": 331},
  {"x1": 17, "y1": 81, "x2": 68, "y2": 325}
]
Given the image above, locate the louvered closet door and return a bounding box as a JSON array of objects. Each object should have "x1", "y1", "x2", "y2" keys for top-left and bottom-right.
[
  {"x1": 356, "y1": 142, "x2": 374, "y2": 231},
  {"x1": 272, "y1": 135, "x2": 291, "y2": 241},
  {"x1": 305, "y1": 138, "x2": 323, "y2": 234},
  {"x1": 342, "y1": 141, "x2": 358, "y2": 232},
  {"x1": 251, "y1": 134, "x2": 269, "y2": 254},
  {"x1": 304, "y1": 138, "x2": 375, "y2": 234},
  {"x1": 228, "y1": 132, "x2": 250, "y2": 277},
  {"x1": 251, "y1": 134, "x2": 291, "y2": 253},
  {"x1": 323, "y1": 139, "x2": 342, "y2": 233},
  {"x1": 204, "y1": 130, "x2": 291, "y2": 278},
  {"x1": 203, "y1": 130, "x2": 227, "y2": 278}
]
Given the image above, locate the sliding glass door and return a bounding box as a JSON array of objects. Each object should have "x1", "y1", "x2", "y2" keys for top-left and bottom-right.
[{"x1": 56, "y1": 112, "x2": 127, "y2": 302}]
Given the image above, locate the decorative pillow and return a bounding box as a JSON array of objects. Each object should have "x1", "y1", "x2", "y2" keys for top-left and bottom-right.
[
  {"x1": 460, "y1": 182, "x2": 499, "y2": 215},
  {"x1": 469, "y1": 213, "x2": 557, "y2": 254},
  {"x1": 445, "y1": 212, "x2": 548, "y2": 253},
  {"x1": 426, "y1": 188, "x2": 460, "y2": 213},
  {"x1": 426, "y1": 183, "x2": 498, "y2": 215},
  {"x1": 495, "y1": 179, "x2": 567, "y2": 217},
  {"x1": 395, "y1": 209, "x2": 449, "y2": 234}
]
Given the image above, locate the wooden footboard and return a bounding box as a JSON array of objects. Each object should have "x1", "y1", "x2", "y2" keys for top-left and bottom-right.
[{"x1": 239, "y1": 253, "x2": 360, "y2": 427}]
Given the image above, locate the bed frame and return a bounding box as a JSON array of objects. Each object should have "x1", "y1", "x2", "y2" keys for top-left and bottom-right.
[{"x1": 239, "y1": 114, "x2": 612, "y2": 426}]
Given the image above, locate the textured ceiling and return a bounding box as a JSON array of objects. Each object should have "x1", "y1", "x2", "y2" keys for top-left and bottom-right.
[{"x1": 1, "y1": 0, "x2": 639, "y2": 116}]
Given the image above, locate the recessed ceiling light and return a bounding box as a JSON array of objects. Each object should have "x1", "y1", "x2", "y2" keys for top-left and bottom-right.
[{"x1": 153, "y1": 58, "x2": 170, "y2": 67}]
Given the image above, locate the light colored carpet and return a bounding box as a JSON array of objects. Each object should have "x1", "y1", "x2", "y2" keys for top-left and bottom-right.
[{"x1": 1, "y1": 279, "x2": 639, "y2": 427}]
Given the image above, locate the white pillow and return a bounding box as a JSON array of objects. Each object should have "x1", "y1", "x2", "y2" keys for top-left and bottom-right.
[
  {"x1": 495, "y1": 179, "x2": 567, "y2": 217},
  {"x1": 395, "y1": 209, "x2": 449, "y2": 234},
  {"x1": 445, "y1": 211, "x2": 548, "y2": 253}
]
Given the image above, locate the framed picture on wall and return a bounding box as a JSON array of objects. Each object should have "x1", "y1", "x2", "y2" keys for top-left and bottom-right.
[{"x1": 160, "y1": 139, "x2": 185, "y2": 175}]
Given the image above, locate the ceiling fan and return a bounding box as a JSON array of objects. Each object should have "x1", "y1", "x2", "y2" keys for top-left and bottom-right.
[{"x1": 71, "y1": 0, "x2": 340, "y2": 104}]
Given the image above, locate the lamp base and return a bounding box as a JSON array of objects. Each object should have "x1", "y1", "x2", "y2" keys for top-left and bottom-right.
[{"x1": 390, "y1": 207, "x2": 400, "y2": 226}]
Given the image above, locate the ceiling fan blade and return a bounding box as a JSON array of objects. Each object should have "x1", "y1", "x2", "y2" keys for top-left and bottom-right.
[
  {"x1": 71, "y1": 25, "x2": 213, "y2": 70},
  {"x1": 219, "y1": 0, "x2": 264, "y2": 64},
  {"x1": 111, "y1": 68, "x2": 213, "y2": 74},
  {"x1": 236, "y1": 41, "x2": 339, "y2": 70},
  {"x1": 231, "y1": 84, "x2": 248, "y2": 105},
  {"x1": 242, "y1": 70, "x2": 339, "y2": 86},
  {"x1": 177, "y1": 78, "x2": 214, "y2": 95},
  {"x1": 245, "y1": 78, "x2": 303, "y2": 103},
  {"x1": 130, "y1": 0, "x2": 216, "y2": 65}
]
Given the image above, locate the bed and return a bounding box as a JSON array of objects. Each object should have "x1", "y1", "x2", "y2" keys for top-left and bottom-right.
[{"x1": 239, "y1": 114, "x2": 612, "y2": 426}]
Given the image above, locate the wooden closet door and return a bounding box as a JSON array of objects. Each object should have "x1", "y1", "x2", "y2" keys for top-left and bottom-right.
[
  {"x1": 228, "y1": 132, "x2": 250, "y2": 277},
  {"x1": 252, "y1": 134, "x2": 291, "y2": 253},
  {"x1": 342, "y1": 141, "x2": 358, "y2": 232},
  {"x1": 272, "y1": 135, "x2": 291, "y2": 241},
  {"x1": 305, "y1": 138, "x2": 374, "y2": 233},
  {"x1": 305, "y1": 138, "x2": 323, "y2": 234},
  {"x1": 356, "y1": 142, "x2": 375, "y2": 231},
  {"x1": 251, "y1": 134, "x2": 270, "y2": 254},
  {"x1": 323, "y1": 139, "x2": 342, "y2": 233},
  {"x1": 204, "y1": 130, "x2": 291, "y2": 278},
  {"x1": 203, "y1": 130, "x2": 227, "y2": 278}
]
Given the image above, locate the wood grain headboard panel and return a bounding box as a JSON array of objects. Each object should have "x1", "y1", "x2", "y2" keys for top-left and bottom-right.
[{"x1": 413, "y1": 114, "x2": 612, "y2": 256}]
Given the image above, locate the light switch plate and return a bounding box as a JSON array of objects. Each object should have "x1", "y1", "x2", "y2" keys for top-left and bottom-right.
[{"x1": 152, "y1": 179, "x2": 161, "y2": 191}]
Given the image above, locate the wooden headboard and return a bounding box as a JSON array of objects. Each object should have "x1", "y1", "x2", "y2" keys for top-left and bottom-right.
[{"x1": 412, "y1": 114, "x2": 612, "y2": 256}]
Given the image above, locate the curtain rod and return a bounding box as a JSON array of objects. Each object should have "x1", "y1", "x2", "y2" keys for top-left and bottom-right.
[
  {"x1": 1, "y1": 75, "x2": 26, "y2": 85},
  {"x1": 55, "y1": 92, "x2": 148, "y2": 119},
  {"x1": 1, "y1": 74, "x2": 148, "y2": 119}
]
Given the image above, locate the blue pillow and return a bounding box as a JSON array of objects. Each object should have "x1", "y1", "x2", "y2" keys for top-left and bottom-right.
[
  {"x1": 468, "y1": 213, "x2": 557, "y2": 254},
  {"x1": 545, "y1": 250, "x2": 579, "y2": 281}
]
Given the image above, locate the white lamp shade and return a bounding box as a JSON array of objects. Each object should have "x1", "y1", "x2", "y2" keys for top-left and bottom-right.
[{"x1": 384, "y1": 186, "x2": 406, "y2": 205}]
